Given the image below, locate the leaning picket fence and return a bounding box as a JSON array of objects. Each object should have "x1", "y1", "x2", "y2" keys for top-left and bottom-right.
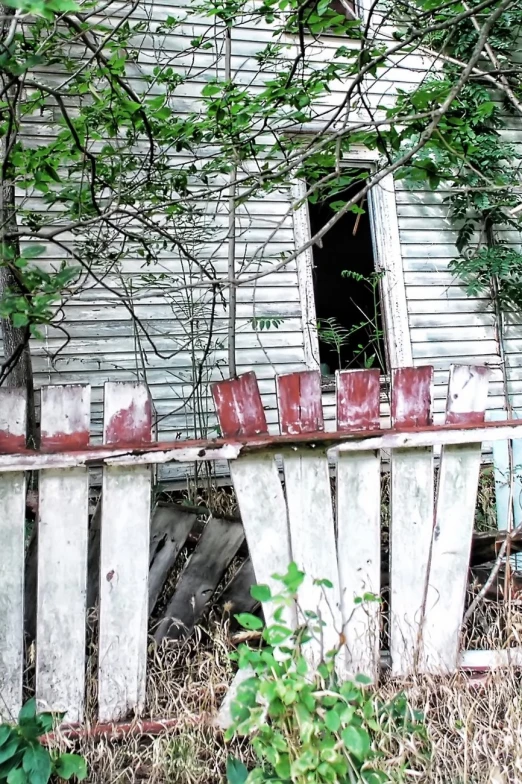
[{"x1": 2, "y1": 364, "x2": 522, "y2": 727}]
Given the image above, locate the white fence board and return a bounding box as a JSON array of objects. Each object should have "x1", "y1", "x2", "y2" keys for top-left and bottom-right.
[
  {"x1": 98, "y1": 383, "x2": 153, "y2": 722},
  {"x1": 390, "y1": 368, "x2": 434, "y2": 676},
  {"x1": 277, "y1": 372, "x2": 342, "y2": 670},
  {"x1": 0, "y1": 389, "x2": 27, "y2": 721},
  {"x1": 36, "y1": 386, "x2": 90, "y2": 722},
  {"x1": 422, "y1": 366, "x2": 490, "y2": 672}
]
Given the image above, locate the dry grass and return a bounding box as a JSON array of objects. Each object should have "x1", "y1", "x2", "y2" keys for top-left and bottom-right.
[
  {"x1": 42, "y1": 621, "x2": 521, "y2": 784},
  {"x1": 48, "y1": 468, "x2": 522, "y2": 783}
]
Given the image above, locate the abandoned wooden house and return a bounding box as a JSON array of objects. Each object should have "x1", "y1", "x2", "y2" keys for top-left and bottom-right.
[{"x1": 6, "y1": 0, "x2": 522, "y2": 482}]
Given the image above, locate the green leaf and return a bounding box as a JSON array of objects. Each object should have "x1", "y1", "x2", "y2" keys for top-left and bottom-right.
[
  {"x1": 7, "y1": 769, "x2": 28, "y2": 784},
  {"x1": 341, "y1": 725, "x2": 371, "y2": 762},
  {"x1": 314, "y1": 578, "x2": 333, "y2": 588},
  {"x1": 18, "y1": 700, "x2": 36, "y2": 726},
  {"x1": 202, "y1": 83, "x2": 221, "y2": 97},
  {"x1": 0, "y1": 739, "x2": 20, "y2": 765},
  {"x1": 250, "y1": 584, "x2": 271, "y2": 603},
  {"x1": 12, "y1": 313, "x2": 29, "y2": 327},
  {"x1": 235, "y1": 613, "x2": 263, "y2": 631},
  {"x1": 263, "y1": 624, "x2": 291, "y2": 645},
  {"x1": 226, "y1": 756, "x2": 248, "y2": 784},
  {"x1": 355, "y1": 673, "x2": 372, "y2": 685},
  {"x1": 362, "y1": 771, "x2": 389, "y2": 784},
  {"x1": 53, "y1": 754, "x2": 87, "y2": 781},
  {"x1": 325, "y1": 709, "x2": 341, "y2": 733},
  {"x1": 21, "y1": 245, "x2": 45, "y2": 260},
  {"x1": 23, "y1": 744, "x2": 52, "y2": 784},
  {"x1": 0, "y1": 726, "x2": 13, "y2": 747}
]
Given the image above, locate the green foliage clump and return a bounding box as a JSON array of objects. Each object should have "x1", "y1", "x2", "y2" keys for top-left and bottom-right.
[
  {"x1": 225, "y1": 564, "x2": 428, "y2": 784},
  {"x1": 385, "y1": 0, "x2": 522, "y2": 312},
  {"x1": 0, "y1": 699, "x2": 87, "y2": 784}
]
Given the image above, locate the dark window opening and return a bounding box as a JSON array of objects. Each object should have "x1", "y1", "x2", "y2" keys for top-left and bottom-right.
[
  {"x1": 328, "y1": 0, "x2": 356, "y2": 18},
  {"x1": 308, "y1": 175, "x2": 387, "y2": 376},
  {"x1": 302, "y1": 0, "x2": 357, "y2": 30}
]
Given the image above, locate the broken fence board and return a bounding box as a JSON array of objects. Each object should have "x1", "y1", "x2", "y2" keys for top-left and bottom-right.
[
  {"x1": 422, "y1": 365, "x2": 490, "y2": 673},
  {"x1": 278, "y1": 371, "x2": 342, "y2": 668},
  {"x1": 336, "y1": 370, "x2": 381, "y2": 679},
  {"x1": 213, "y1": 374, "x2": 293, "y2": 731},
  {"x1": 98, "y1": 383, "x2": 153, "y2": 723},
  {"x1": 154, "y1": 517, "x2": 244, "y2": 641},
  {"x1": 36, "y1": 386, "x2": 90, "y2": 723},
  {"x1": 0, "y1": 389, "x2": 26, "y2": 722},
  {"x1": 212, "y1": 375, "x2": 293, "y2": 628},
  {"x1": 390, "y1": 367, "x2": 434, "y2": 677},
  {"x1": 148, "y1": 505, "x2": 197, "y2": 614}
]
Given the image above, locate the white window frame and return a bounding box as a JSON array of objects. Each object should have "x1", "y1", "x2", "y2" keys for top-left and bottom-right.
[{"x1": 292, "y1": 153, "x2": 412, "y2": 372}]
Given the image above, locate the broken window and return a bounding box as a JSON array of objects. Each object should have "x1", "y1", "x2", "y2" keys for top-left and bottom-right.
[
  {"x1": 328, "y1": 0, "x2": 357, "y2": 19},
  {"x1": 301, "y1": 0, "x2": 358, "y2": 30},
  {"x1": 307, "y1": 173, "x2": 387, "y2": 376}
]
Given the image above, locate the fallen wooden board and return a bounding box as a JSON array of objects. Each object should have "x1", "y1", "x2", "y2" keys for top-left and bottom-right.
[
  {"x1": 154, "y1": 517, "x2": 244, "y2": 641},
  {"x1": 148, "y1": 505, "x2": 197, "y2": 614},
  {"x1": 218, "y1": 558, "x2": 258, "y2": 617}
]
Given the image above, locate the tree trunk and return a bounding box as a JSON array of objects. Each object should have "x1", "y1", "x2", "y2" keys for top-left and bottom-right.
[{"x1": 0, "y1": 5, "x2": 37, "y2": 445}]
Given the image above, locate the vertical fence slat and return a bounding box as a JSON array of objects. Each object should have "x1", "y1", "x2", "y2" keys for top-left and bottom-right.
[
  {"x1": 98, "y1": 383, "x2": 152, "y2": 722},
  {"x1": 422, "y1": 365, "x2": 490, "y2": 672},
  {"x1": 212, "y1": 373, "x2": 291, "y2": 623},
  {"x1": 390, "y1": 366, "x2": 434, "y2": 676},
  {"x1": 36, "y1": 386, "x2": 90, "y2": 722},
  {"x1": 277, "y1": 370, "x2": 342, "y2": 667},
  {"x1": 213, "y1": 373, "x2": 292, "y2": 730},
  {"x1": 336, "y1": 369, "x2": 381, "y2": 679},
  {"x1": 0, "y1": 390, "x2": 26, "y2": 721}
]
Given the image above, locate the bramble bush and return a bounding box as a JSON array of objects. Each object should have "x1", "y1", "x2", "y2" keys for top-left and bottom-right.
[{"x1": 225, "y1": 564, "x2": 428, "y2": 784}]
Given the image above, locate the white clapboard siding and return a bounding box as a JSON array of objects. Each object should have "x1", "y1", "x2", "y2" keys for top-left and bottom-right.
[
  {"x1": 336, "y1": 370, "x2": 381, "y2": 680},
  {"x1": 6, "y1": 0, "x2": 522, "y2": 445},
  {"x1": 98, "y1": 383, "x2": 153, "y2": 722},
  {"x1": 36, "y1": 386, "x2": 90, "y2": 722},
  {"x1": 390, "y1": 367, "x2": 435, "y2": 677},
  {"x1": 0, "y1": 390, "x2": 27, "y2": 722},
  {"x1": 421, "y1": 366, "x2": 490, "y2": 673}
]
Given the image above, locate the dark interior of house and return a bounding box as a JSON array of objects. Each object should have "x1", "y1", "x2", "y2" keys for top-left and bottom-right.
[{"x1": 307, "y1": 178, "x2": 386, "y2": 375}]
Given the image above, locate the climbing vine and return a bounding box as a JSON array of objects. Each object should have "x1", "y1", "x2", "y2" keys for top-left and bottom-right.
[{"x1": 386, "y1": 0, "x2": 522, "y2": 312}]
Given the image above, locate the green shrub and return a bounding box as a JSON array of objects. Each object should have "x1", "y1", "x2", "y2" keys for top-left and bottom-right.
[
  {"x1": 225, "y1": 564, "x2": 428, "y2": 784},
  {"x1": 0, "y1": 699, "x2": 87, "y2": 784}
]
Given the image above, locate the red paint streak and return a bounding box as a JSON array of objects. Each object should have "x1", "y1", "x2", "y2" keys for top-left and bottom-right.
[
  {"x1": 40, "y1": 431, "x2": 89, "y2": 451},
  {"x1": 0, "y1": 389, "x2": 26, "y2": 451},
  {"x1": 0, "y1": 430, "x2": 25, "y2": 452},
  {"x1": 105, "y1": 399, "x2": 152, "y2": 445},
  {"x1": 212, "y1": 372, "x2": 268, "y2": 438},
  {"x1": 277, "y1": 371, "x2": 323, "y2": 435},
  {"x1": 40, "y1": 386, "x2": 90, "y2": 450},
  {"x1": 4, "y1": 417, "x2": 522, "y2": 469},
  {"x1": 391, "y1": 366, "x2": 433, "y2": 427},
  {"x1": 336, "y1": 369, "x2": 380, "y2": 431}
]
